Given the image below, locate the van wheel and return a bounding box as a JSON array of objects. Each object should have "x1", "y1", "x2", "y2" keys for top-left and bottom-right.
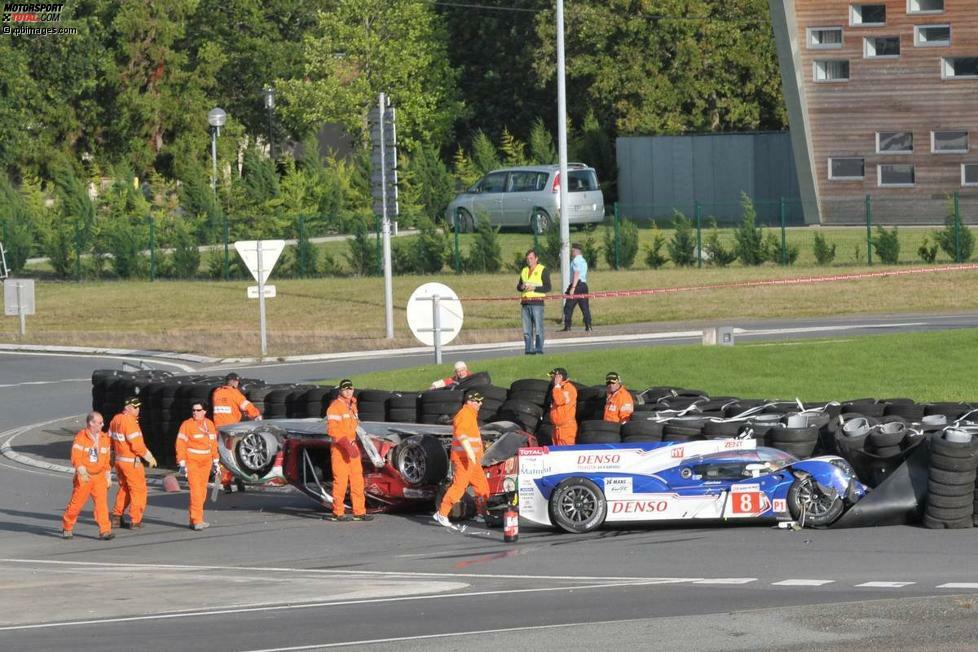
[
  {"x1": 455, "y1": 209, "x2": 475, "y2": 233},
  {"x1": 531, "y1": 210, "x2": 551, "y2": 234}
]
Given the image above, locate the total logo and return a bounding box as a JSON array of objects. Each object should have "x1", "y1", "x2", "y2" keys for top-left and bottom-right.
[{"x1": 520, "y1": 447, "x2": 548, "y2": 456}]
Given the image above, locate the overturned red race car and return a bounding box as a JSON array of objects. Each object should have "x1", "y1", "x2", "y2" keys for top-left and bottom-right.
[{"x1": 217, "y1": 419, "x2": 535, "y2": 516}]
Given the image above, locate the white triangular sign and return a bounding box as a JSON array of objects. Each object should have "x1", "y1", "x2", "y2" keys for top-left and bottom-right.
[{"x1": 234, "y1": 240, "x2": 285, "y2": 285}]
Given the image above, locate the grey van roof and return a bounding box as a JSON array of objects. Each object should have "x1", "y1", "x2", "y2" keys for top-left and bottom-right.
[{"x1": 488, "y1": 163, "x2": 592, "y2": 173}]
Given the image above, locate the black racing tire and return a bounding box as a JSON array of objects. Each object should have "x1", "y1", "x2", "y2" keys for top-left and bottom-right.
[
  {"x1": 387, "y1": 408, "x2": 419, "y2": 423},
  {"x1": 470, "y1": 385, "x2": 507, "y2": 402},
  {"x1": 580, "y1": 419, "x2": 620, "y2": 434},
  {"x1": 767, "y1": 425, "x2": 820, "y2": 443},
  {"x1": 926, "y1": 492, "x2": 975, "y2": 509},
  {"x1": 769, "y1": 440, "x2": 817, "y2": 459},
  {"x1": 621, "y1": 420, "x2": 665, "y2": 439},
  {"x1": 456, "y1": 372, "x2": 492, "y2": 389},
  {"x1": 358, "y1": 410, "x2": 386, "y2": 423},
  {"x1": 578, "y1": 429, "x2": 621, "y2": 444},
  {"x1": 622, "y1": 433, "x2": 663, "y2": 443},
  {"x1": 927, "y1": 479, "x2": 975, "y2": 497},
  {"x1": 387, "y1": 393, "x2": 419, "y2": 410},
  {"x1": 509, "y1": 390, "x2": 549, "y2": 407},
  {"x1": 421, "y1": 400, "x2": 464, "y2": 416},
  {"x1": 923, "y1": 513, "x2": 974, "y2": 529},
  {"x1": 929, "y1": 434, "x2": 978, "y2": 458},
  {"x1": 535, "y1": 423, "x2": 554, "y2": 446},
  {"x1": 510, "y1": 379, "x2": 552, "y2": 395},
  {"x1": 925, "y1": 504, "x2": 974, "y2": 521},
  {"x1": 358, "y1": 389, "x2": 392, "y2": 404},
  {"x1": 929, "y1": 452, "x2": 978, "y2": 473},
  {"x1": 394, "y1": 435, "x2": 448, "y2": 486},
  {"x1": 421, "y1": 389, "x2": 464, "y2": 404},
  {"x1": 234, "y1": 426, "x2": 282, "y2": 475},
  {"x1": 547, "y1": 477, "x2": 607, "y2": 533},
  {"x1": 866, "y1": 445, "x2": 903, "y2": 459},
  {"x1": 701, "y1": 420, "x2": 744, "y2": 439},
  {"x1": 869, "y1": 424, "x2": 908, "y2": 448},
  {"x1": 787, "y1": 476, "x2": 844, "y2": 527},
  {"x1": 926, "y1": 402, "x2": 974, "y2": 419},
  {"x1": 928, "y1": 468, "x2": 977, "y2": 485}
]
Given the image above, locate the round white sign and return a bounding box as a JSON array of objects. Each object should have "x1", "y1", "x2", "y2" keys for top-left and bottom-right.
[{"x1": 406, "y1": 282, "x2": 464, "y2": 346}]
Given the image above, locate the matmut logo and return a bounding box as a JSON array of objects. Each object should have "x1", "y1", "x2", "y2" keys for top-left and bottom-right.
[{"x1": 2, "y1": 2, "x2": 63, "y2": 22}]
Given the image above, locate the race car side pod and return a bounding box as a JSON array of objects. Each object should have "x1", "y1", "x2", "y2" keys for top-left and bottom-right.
[{"x1": 830, "y1": 441, "x2": 929, "y2": 528}]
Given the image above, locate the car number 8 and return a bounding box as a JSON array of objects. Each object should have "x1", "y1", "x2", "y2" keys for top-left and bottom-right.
[{"x1": 734, "y1": 492, "x2": 759, "y2": 514}]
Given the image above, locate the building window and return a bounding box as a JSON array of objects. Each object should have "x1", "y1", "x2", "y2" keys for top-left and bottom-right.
[
  {"x1": 877, "y1": 132, "x2": 913, "y2": 153},
  {"x1": 932, "y1": 131, "x2": 968, "y2": 153},
  {"x1": 814, "y1": 60, "x2": 850, "y2": 82},
  {"x1": 907, "y1": 0, "x2": 943, "y2": 13},
  {"x1": 915, "y1": 25, "x2": 950, "y2": 46},
  {"x1": 879, "y1": 164, "x2": 915, "y2": 186},
  {"x1": 942, "y1": 58, "x2": 978, "y2": 79},
  {"x1": 851, "y1": 4, "x2": 886, "y2": 26},
  {"x1": 865, "y1": 36, "x2": 900, "y2": 58},
  {"x1": 808, "y1": 27, "x2": 844, "y2": 49},
  {"x1": 829, "y1": 157, "x2": 865, "y2": 180},
  {"x1": 963, "y1": 164, "x2": 978, "y2": 186}
]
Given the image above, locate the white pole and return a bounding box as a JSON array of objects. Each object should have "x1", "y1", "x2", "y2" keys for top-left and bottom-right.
[
  {"x1": 432, "y1": 294, "x2": 442, "y2": 365},
  {"x1": 379, "y1": 92, "x2": 394, "y2": 340},
  {"x1": 210, "y1": 129, "x2": 218, "y2": 193},
  {"x1": 257, "y1": 243, "x2": 267, "y2": 357},
  {"x1": 16, "y1": 281, "x2": 25, "y2": 336},
  {"x1": 556, "y1": 0, "x2": 571, "y2": 295}
]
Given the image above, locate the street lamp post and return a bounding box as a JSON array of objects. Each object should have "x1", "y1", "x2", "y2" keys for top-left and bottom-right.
[
  {"x1": 207, "y1": 107, "x2": 228, "y2": 278},
  {"x1": 263, "y1": 87, "x2": 275, "y2": 161}
]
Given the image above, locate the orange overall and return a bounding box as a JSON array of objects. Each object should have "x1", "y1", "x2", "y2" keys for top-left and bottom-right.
[
  {"x1": 109, "y1": 412, "x2": 149, "y2": 525},
  {"x1": 327, "y1": 396, "x2": 365, "y2": 517},
  {"x1": 549, "y1": 382, "x2": 578, "y2": 446},
  {"x1": 604, "y1": 386, "x2": 634, "y2": 424},
  {"x1": 437, "y1": 403, "x2": 489, "y2": 517},
  {"x1": 176, "y1": 416, "x2": 218, "y2": 526},
  {"x1": 212, "y1": 384, "x2": 261, "y2": 485},
  {"x1": 62, "y1": 428, "x2": 112, "y2": 535}
]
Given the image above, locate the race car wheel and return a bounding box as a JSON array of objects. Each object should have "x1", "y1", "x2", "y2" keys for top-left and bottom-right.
[
  {"x1": 548, "y1": 477, "x2": 607, "y2": 534},
  {"x1": 395, "y1": 435, "x2": 448, "y2": 487},
  {"x1": 787, "y1": 476, "x2": 844, "y2": 527},
  {"x1": 234, "y1": 427, "x2": 281, "y2": 474}
]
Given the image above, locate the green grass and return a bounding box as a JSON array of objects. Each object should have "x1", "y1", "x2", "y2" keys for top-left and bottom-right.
[{"x1": 327, "y1": 328, "x2": 978, "y2": 404}]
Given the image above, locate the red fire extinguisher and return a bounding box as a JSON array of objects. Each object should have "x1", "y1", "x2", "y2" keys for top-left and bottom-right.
[{"x1": 503, "y1": 494, "x2": 519, "y2": 543}]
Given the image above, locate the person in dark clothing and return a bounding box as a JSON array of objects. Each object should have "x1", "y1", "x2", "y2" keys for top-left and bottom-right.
[
  {"x1": 561, "y1": 242, "x2": 592, "y2": 332},
  {"x1": 516, "y1": 248, "x2": 551, "y2": 354}
]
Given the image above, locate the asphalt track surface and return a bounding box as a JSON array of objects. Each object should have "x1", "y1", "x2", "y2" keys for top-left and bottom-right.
[{"x1": 2, "y1": 314, "x2": 978, "y2": 651}]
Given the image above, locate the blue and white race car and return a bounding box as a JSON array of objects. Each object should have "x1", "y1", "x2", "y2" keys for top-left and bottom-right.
[{"x1": 518, "y1": 438, "x2": 867, "y2": 533}]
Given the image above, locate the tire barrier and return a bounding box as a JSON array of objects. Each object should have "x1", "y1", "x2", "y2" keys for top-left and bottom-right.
[{"x1": 91, "y1": 370, "x2": 978, "y2": 528}]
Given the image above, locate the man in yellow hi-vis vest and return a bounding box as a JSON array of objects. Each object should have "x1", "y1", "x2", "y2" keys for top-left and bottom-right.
[{"x1": 516, "y1": 248, "x2": 551, "y2": 355}]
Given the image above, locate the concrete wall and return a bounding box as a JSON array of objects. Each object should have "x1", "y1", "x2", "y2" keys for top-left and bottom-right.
[{"x1": 616, "y1": 132, "x2": 809, "y2": 225}]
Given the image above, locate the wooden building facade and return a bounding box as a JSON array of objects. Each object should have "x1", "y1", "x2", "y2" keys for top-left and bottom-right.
[{"x1": 770, "y1": 0, "x2": 978, "y2": 224}]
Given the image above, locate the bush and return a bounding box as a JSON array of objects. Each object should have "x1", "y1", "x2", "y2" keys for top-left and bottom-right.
[
  {"x1": 734, "y1": 194, "x2": 765, "y2": 266},
  {"x1": 206, "y1": 247, "x2": 248, "y2": 279},
  {"x1": 603, "y1": 217, "x2": 639, "y2": 269},
  {"x1": 294, "y1": 225, "x2": 319, "y2": 278},
  {"x1": 762, "y1": 232, "x2": 798, "y2": 265},
  {"x1": 918, "y1": 237, "x2": 938, "y2": 264},
  {"x1": 540, "y1": 223, "x2": 561, "y2": 269},
  {"x1": 644, "y1": 222, "x2": 667, "y2": 269},
  {"x1": 703, "y1": 229, "x2": 736, "y2": 267},
  {"x1": 170, "y1": 220, "x2": 201, "y2": 278},
  {"x1": 463, "y1": 216, "x2": 502, "y2": 272},
  {"x1": 580, "y1": 225, "x2": 600, "y2": 270},
  {"x1": 813, "y1": 231, "x2": 836, "y2": 266},
  {"x1": 667, "y1": 211, "x2": 696, "y2": 267},
  {"x1": 934, "y1": 202, "x2": 975, "y2": 262},
  {"x1": 871, "y1": 225, "x2": 900, "y2": 264},
  {"x1": 391, "y1": 219, "x2": 448, "y2": 274},
  {"x1": 346, "y1": 219, "x2": 378, "y2": 276}
]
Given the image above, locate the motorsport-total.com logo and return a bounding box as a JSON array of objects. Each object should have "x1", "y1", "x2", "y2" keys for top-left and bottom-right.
[{"x1": 2, "y1": 2, "x2": 78, "y2": 36}]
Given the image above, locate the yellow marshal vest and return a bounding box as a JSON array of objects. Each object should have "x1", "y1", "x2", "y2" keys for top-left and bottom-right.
[{"x1": 520, "y1": 264, "x2": 547, "y2": 301}]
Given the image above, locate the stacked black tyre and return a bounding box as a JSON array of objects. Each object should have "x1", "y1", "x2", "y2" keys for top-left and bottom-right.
[
  {"x1": 357, "y1": 389, "x2": 392, "y2": 422},
  {"x1": 386, "y1": 391, "x2": 420, "y2": 423},
  {"x1": 301, "y1": 387, "x2": 331, "y2": 418},
  {"x1": 924, "y1": 429, "x2": 978, "y2": 529},
  {"x1": 620, "y1": 418, "x2": 664, "y2": 443},
  {"x1": 578, "y1": 420, "x2": 620, "y2": 444},
  {"x1": 419, "y1": 390, "x2": 463, "y2": 425}
]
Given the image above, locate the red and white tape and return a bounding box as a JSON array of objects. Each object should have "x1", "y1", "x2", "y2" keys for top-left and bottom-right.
[{"x1": 465, "y1": 263, "x2": 978, "y2": 302}]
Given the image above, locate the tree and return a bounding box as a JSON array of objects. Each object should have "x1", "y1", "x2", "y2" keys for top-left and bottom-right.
[
  {"x1": 734, "y1": 194, "x2": 765, "y2": 266},
  {"x1": 282, "y1": 0, "x2": 463, "y2": 150},
  {"x1": 667, "y1": 211, "x2": 696, "y2": 267},
  {"x1": 464, "y1": 216, "x2": 503, "y2": 272},
  {"x1": 528, "y1": 118, "x2": 556, "y2": 165}
]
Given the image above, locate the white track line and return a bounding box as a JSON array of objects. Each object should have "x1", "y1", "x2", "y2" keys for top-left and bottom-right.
[
  {"x1": 242, "y1": 621, "x2": 636, "y2": 652},
  {"x1": 0, "y1": 349, "x2": 199, "y2": 371},
  {"x1": 771, "y1": 579, "x2": 835, "y2": 587},
  {"x1": 0, "y1": 580, "x2": 675, "y2": 632},
  {"x1": 855, "y1": 581, "x2": 916, "y2": 588},
  {"x1": 937, "y1": 583, "x2": 978, "y2": 589},
  {"x1": 0, "y1": 378, "x2": 89, "y2": 388},
  {"x1": 692, "y1": 578, "x2": 757, "y2": 585}
]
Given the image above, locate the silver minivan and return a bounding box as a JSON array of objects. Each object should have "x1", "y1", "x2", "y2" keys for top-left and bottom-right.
[{"x1": 445, "y1": 163, "x2": 605, "y2": 233}]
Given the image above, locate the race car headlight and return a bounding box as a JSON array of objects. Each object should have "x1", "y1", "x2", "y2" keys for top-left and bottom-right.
[{"x1": 503, "y1": 477, "x2": 516, "y2": 493}]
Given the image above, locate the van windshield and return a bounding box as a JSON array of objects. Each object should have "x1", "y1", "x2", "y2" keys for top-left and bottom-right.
[{"x1": 568, "y1": 170, "x2": 598, "y2": 192}]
